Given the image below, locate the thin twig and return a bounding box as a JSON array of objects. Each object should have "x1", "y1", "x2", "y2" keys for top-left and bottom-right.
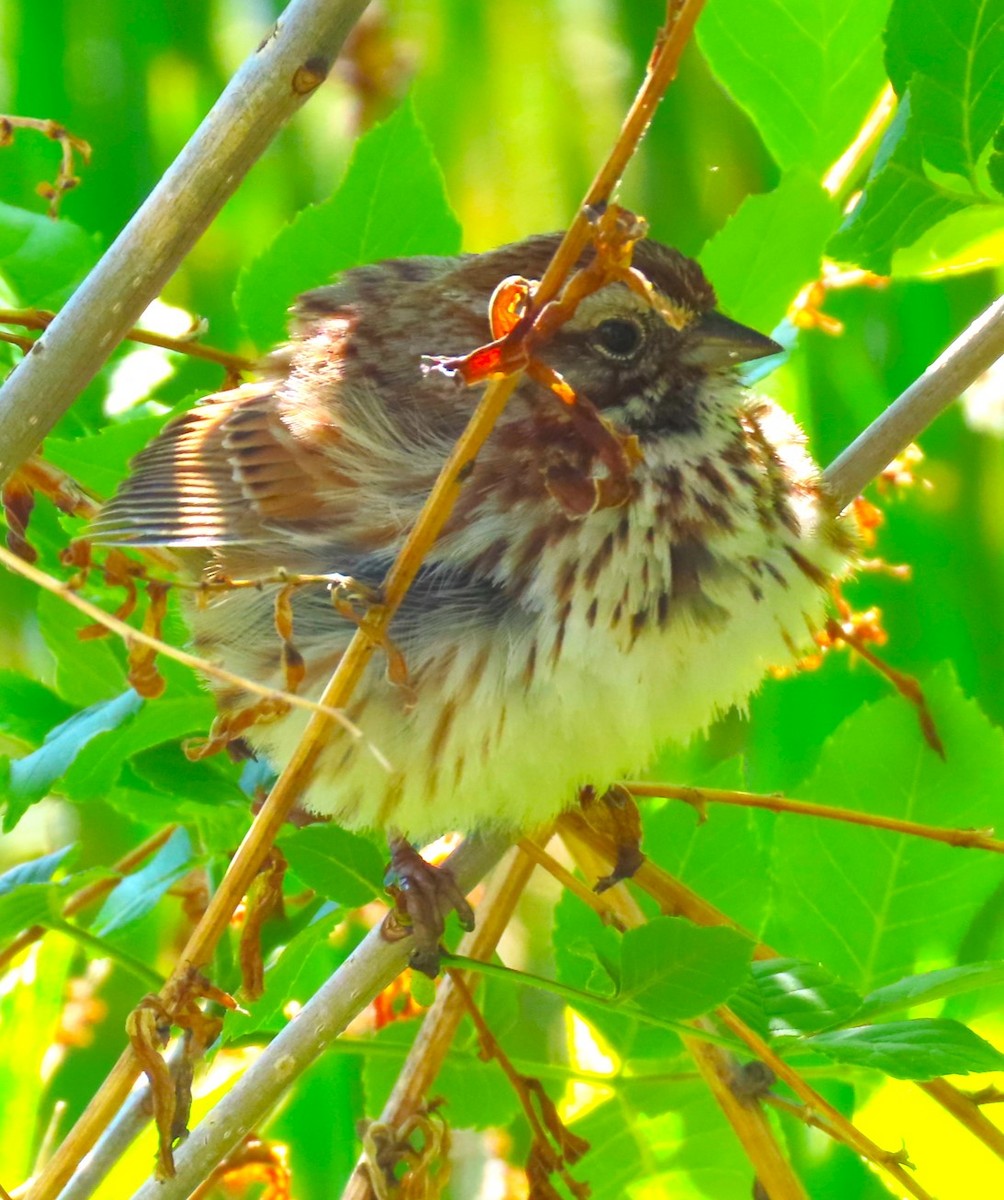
[
  {"x1": 0, "y1": 544, "x2": 370, "y2": 752},
  {"x1": 556, "y1": 810, "x2": 772, "y2": 954},
  {"x1": 0, "y1": 115, "x2": 91, "y2": 217},
  {"x1": 52, "y1": 1040, "x2": 187, "y2": 1200},
  {"x1": 717, "y1": 1010, "x2": 935, "y2": 1200},
  {"x1": 341, "y1": 839, "x2": 543, "y2": 1200},
  {"x1": 688, "y1": 1021, "x2": 809, "y2": 1200},
  {"x1": 622, "y1": 782, "x2": 1004, "y2": 854},
  {"x1": 822, "y1": 84, "x2": 896, "y2": 200},
  {"x1": 560, "y1": 831, "x2": 809, "y2": 1200},
  {"x1": 0, "y1": 825, "x2": 178, "y2": 974},
  {"x1": 0, "y1": 0, "x2": 370, "y2": 486},
  {"x1": 125, "y1": 833, "x2": 510, "y2": 1200},
  {"x1": 0, "y1": 308, "x2": 253, "y2": 379},
  {"x1": 526, "y1": 0, "x2": 707, "y2": 314},
  {"x1": 823, "y1": 294, "x2": 1004, "y2": 510},
  {"x1": 917, "y1": 1079, "x2": 1004, "y2": 1161},
  {"x1": 573, "y1": 813, "x2": 1004, "y2": 1172},
  {"x1": 516, "y1": 835, "x2": 626, "y2": 929}
]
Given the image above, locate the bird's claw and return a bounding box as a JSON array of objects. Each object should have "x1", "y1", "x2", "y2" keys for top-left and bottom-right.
[{"x1": 385, "y1": 836, "x2": 475, "y2": 977}]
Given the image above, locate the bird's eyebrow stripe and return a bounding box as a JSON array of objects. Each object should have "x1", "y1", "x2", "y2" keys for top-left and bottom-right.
[{"x1": 560, "y1": 286, "x2": 661, "y2": 332}]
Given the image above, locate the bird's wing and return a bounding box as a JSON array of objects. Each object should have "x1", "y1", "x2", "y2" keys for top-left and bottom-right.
[{"x1": 90, "y1": 378, "x2": 346, "y2": 548}]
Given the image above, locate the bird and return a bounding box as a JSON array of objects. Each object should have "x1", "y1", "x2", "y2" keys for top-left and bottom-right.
[{"x1": 93, "y1": 233, "x2": 856, "y2": 963}]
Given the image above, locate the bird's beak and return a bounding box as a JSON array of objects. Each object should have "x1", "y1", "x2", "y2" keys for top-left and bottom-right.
[{"x1": 682, "y1": 311, "x2": 783, "y2": 367}]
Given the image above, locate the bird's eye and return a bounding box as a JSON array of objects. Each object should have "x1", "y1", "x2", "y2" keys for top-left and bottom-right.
[{"x1": 593, "y1": 317, "x2": 644, "y2": 360}]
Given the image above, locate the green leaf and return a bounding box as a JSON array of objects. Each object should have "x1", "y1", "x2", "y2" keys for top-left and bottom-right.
[
  {"x1": 0, "y1": 845, "x2": 75, "y2": 896},
  {"x1": 37, "y1": 590, "x2": 126, "y2": 707},
  {"x1": 737, "y1": 958, "x2": 863, "y2": 1038},
  {"x1": 828, "y1": 94, "x2": 983, "y2": 272},
  {"x1": 279, "y1": 823, "x2": 385, "y2": 908},
  {"x1": 892, "y1": 202, "x2": 1004, "y2": 275},
  {"x1": 89, "y1": 827, "x2": 196, "y2": 939},
  {"x1": 2, "y1": 690, "x2": 143, "y2": 830},
  {"x1": 618, "y1": 917, "x2": 752, "y2": 1020},
  {"x1": 0, "y1": 672, "x2": 75, "y2": 746},
  {"x1": 362, "y1": 1021, "x2": 520, "y2": 1132},
  {"x1": 44, "y1": 416, "x2": 169, "y2": 499},
  {"x1": 0, "y1": 201, "x2": 98, "y2": 307},
  {"x1": 700, "y1": 171, "x2": 838, "y2": 335},
  {"x1": 554, "y1": 891, "x2": 680, "y2": 1064},
  {"x1": 0, "y1": 936, "x2": 77, "y2": 1180},
  {"x1": 409, "y1": 970, "x2": 437, "y2": 1009},
  {"x1": 641, "y1": 758, "x2": 772, "y2": 936},
  {"x1": 61, "y1": 696, "x2": 215, "y2": 801},
  {"x1": 0, "y1": 854, "x2": 113, "y2": 941},
  {"x1": 0, "y1": 882, "x2": 62, "y2": 940},
  {"x1": 859, "y1": 962, "x2": 1004, "y2": 1020},
  {"x1": 697, "y1": 0, "x2": 890, "y2": 172},
  {"x1": 128, "y1": 744, "x2": 248, "y2": 811},
  {"x1": 989, "y1": 123, "x2": 1004, "y2": 194},
  {"x1": 885, "y1": 0, "x2": 1004, "y2": 180},
  {"x1": 804, "y1": 1019, "x2": 1004, "y2": 1079},
  {"x1": 574, "y1": 1080, "x2": 754, "y2": 1200},
  {"x1": 766, "y1": 665, "x2": 1004, "y2": 992},
  {"x1": 226, "y1": 904, "x2": 344, "y2": 1039},
  {"x1": 236, "y1": 99, "x2": 461, "y2": 348}
]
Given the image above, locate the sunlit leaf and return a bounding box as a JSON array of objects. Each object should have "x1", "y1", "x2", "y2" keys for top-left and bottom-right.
[
  {"x1": 766, "y1": 665, "x2": 1004, "y2": 992},
  {"x1": 641, "y1": 758, "x2": 773, "y2": 936},
  {"x1": 0, "y1": 672, "x2": 75, "y2": 746},
  {"x1": 891, "y1": 203, "x2": 1004, "y2": 275},
  {"x1": 236, "y1": 99, "x2": 461, "y2": 348},
  {"x1": 828, "y1": 95, "x2": 982, "y2": 272},
  {"x1": 62, "y1": 696, "x2": 215, "y2": 801},
  {"x1": 574, "y1": 1080, "x2": 754, "y2": 1200},
  {"x1": 618, "y1": 917, "x2": 752, "y2": 1020},
  {"x1": 885, "y1": 0, "x2": 1004, "y2": 180},
  {"x1": 2, "y1": 690, "x2": 143, "y2": 830},
  {"x1": 697, "y1": 0, "x2": 890, "y2": 172},
  {"x1": 700, "y1": 170, "x2": 838, "y2": 335},
  {"x1": 89, "y1": 827, "x2": 196, "y2": 939},
  {"x1": 0, "y1": 884, "x2": 61, "y2": 940},
  {"x1": 0, "y1": 201, "x2": 98, "y2": 307},
  {"x1": 733, "y1": 957, "x2": 862, "y2": 1038},
  {"x1": 362, "y1": 1020, "x2": 520, "y2": 1131},
  {"x1": 44, "y1": 417, "x2": 169, "y2": 499},
  {"x1": 0, "y1": 937, "x2": 77, "y2": 1180},
  {"x1": 804, "y1": 1019, "x2": 1004, "y2": 1079},
  {"x1": 554, "y1": 891, "x2": 682, "y2": 1065},
  {"x1": 280, "y1": 823, "x2": 385, "y2": 908},
  {"x1": 859, "y1": 961, "x2": 1004, "y2": 1020}
]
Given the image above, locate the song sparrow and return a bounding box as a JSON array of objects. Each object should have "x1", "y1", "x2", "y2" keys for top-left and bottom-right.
[{"x1": 94, "y1": 234, "x2": 855, "y2": 848}]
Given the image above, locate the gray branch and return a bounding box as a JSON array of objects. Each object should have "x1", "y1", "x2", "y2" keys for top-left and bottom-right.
[
  {"x1": 823, "y1": 293, "x2": 1004, "y2": 510},
  {"x1": 56, "y1": 1043, "x2": 187, "y2": 1200},
  {"x1": 0, "y1": 0, "x2": 368, "y2": 485},
  {"x1": 73, "y1": 833, "x2": 509, "y2": 1200}
]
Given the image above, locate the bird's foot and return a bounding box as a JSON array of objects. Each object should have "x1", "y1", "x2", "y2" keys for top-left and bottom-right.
[
  {"x1": 385, "y1": 835, "x2": 475, "y2": 977},
  {"x1": 579, "y1": 783, "x2": 646, "y2": 892}
]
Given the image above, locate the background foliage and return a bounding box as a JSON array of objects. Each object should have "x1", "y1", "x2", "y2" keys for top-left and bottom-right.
[{"x1": 0, "y1": 0, "x2": 1002, "y2": 1197}]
